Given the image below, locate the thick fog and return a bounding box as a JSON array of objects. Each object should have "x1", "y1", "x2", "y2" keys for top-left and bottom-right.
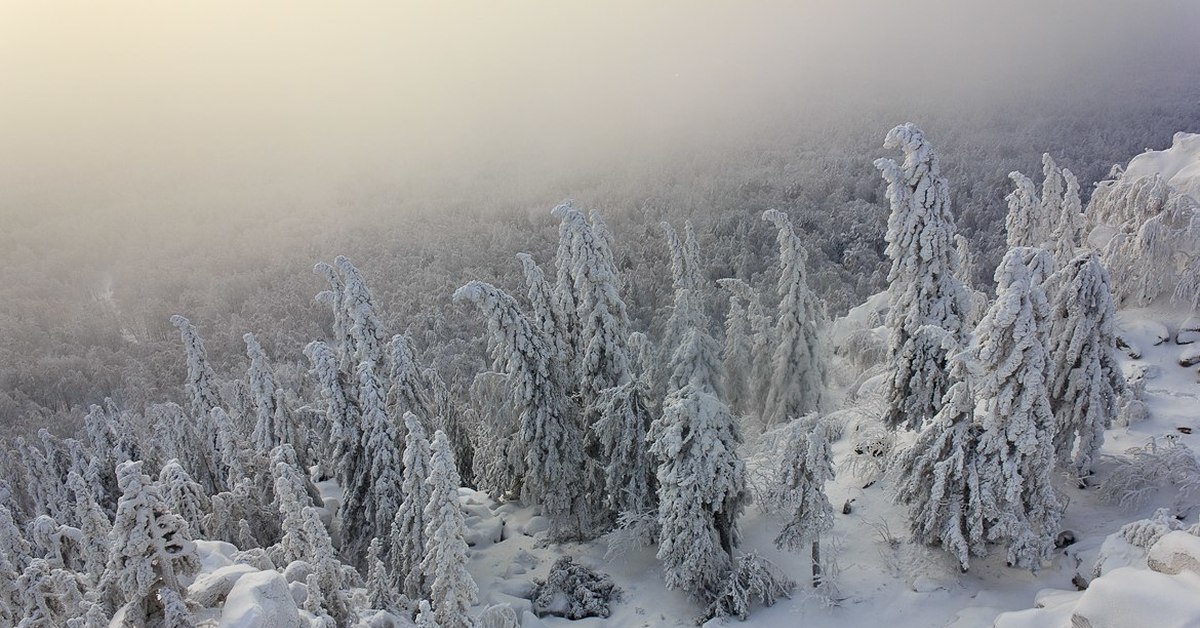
[
  {"x1": 1, "y1": 0, "x2": 1198, "y2": 433},
  {"x1": 3, "y1": 0, "x2": 1198, "y2": 226}
]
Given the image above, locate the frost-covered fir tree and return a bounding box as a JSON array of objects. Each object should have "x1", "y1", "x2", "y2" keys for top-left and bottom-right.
[
  {"x1": 391, "y1": 412, "x2": 432, "y2": 599},
  {"x1": 66, "y1": 472, "x2": 110, "y2": 584},
  {"x1": 650, "y1": 382, "x2": 746, "y2": 600},
  {"x1": 156, "y1": 461, "x2": 208, "y2": 545},
  {"x1": 297, "y1": 506, "x2": 352, "y2": 626},
  {"x1": 1046, "y1": 253, "x2": 1125, "y2": 481},
  {"x1": 269, "y1": 444, "x2": 319, "y2": 566},
  {"x1": 518, "y1": 253, "x2": 572, "y2": 371},
  {"x1": 244, "y1": 332, "x2": 282, "y2": 454},
  {"x1": 1051, "y1": 168, "x2": 1085, "y2": 262},
  {"x1": 421, "y1": 431, "x2": 478, "y2": 628},
  {"x1": 650, "y1": 313, "x2": 746, "y2": 604},
  {"x1": 170, "y1": 315, "x2": 223, "y2": 421},
  {"x1": 16, "y1": 558, "x2": 89, "y2": 627},
  {"x1": 314, "y1": 260, "x2": 353, "y2": 371},
  {"x1": 1005, "y1": 171, "x2": 1046, "y2": 249},
  {"x1": 0, "y1": 499, "x2": 30, "y2": 626},
  {"x1": 765, "y1": 415, "x2": 834, "y2": 586},
  {"x1": 335, "y1": 255, "x2": 387, "y2": 370},
  {"x1": 761, "y1": 210, "x2": 826, "y2": 429},
  {"x1": 305, "y1": 340, "x2": 368, "y2": 539},
  {"x1": 366, "y1": 537, "x2": 397, "y2": 611},
  {"x1": 454, "y1": 280, "x2": 590, "y2": 539},
  {"x1": 717, "y1": 279, "x2": 754, "y2": 417},
  {"x1": 101, "y1": 460, "x2": 200, "y2": 623},
  {"x1": 874, "y1": 123, "x2": 969, "y2": 431},
  {"x1": 974, "y1": 248, "x2": 1062, "y2": 572},
  {"x1": 592, "y1": 379, "x2": 657, "y2": 518},
  {"x1": 386, "y1": 334, "x2": 434, "y2": 429},
  {"x1": 551, "y1": 203, "x2": 633, "y2": 405},
  {"x1": 344, "y1": 360, "x2": 407, "y2": 569},
  {"x1": 148, "y1": 402, "x2": 220, "y2": 497},
  {"x1": 209, "y1": 407, "x2": 248, "y2": 489},
  {"x1": 893, "y1": 347, "x2": 987, "y2": 570}
]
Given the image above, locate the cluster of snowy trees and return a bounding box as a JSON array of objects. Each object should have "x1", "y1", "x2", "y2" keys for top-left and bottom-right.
[
  {"x1": 0, "y1": 259, "x2": 481, "y2": 626},
  {"x1": 2, "y1": 117, "x2": 1191, "y2": 624},
  {"x1": 882, "y1": 124, "x2": 1128, "y2": 572}
]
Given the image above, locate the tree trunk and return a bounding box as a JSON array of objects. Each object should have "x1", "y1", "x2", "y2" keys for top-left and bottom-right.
[{"x1": 812, "y1": 539, "x2": 822, "y2": 588}]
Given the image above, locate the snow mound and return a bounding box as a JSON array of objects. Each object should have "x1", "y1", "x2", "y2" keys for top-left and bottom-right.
[
  {"x1": 1147, "y1": 531, "x2": 1200, "y2": 576},
  {"x1": 994, "y1": 567, "x2": 1200, "y2": 628},
  {"x1": 1124, "y1": 132, "x2": 1200, "y2": 202},
  {"x1": 219, "y1": 570, "x2": 304, "y2": 628}
]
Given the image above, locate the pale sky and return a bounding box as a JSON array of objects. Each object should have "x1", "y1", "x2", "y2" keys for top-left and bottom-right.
[{"x1": 2, "y1": 0, "x2": 1197, "y2": 223}]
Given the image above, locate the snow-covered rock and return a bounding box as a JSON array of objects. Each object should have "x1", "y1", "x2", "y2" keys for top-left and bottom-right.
[
  {"x1": 1071, "y1": 567, "x2": 1200, "y2": 628},
  {"x1": 196, "y1": 540, "x2": 239, "y2": 572},
  {"x1": 1147, "y1": 531, "x2": 1200, "y2": 576},
  {"x1": 1178, "y1": 344, "x2": 1200, "y2": 367},
  {"x1": 1124, "y1": 132, "x2": 1200, "y2": 203},
  {"x1": 282, "y1": 560, "x2": 313, "y2": 584},
  {"x1": 187, "y1": 563, "x2": 258, "y2": 607},
  {"x1": 219, "y1": 570, "x2": 304, "y2": 628},
  {"x1": 1176, "y1": 315, "x2": 1200, "y2": 345}
]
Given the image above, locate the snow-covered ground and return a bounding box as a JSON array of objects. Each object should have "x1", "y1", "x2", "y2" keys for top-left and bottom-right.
[{"x1": 181, "y1": 304, "x2": 1199, "y2": 628}]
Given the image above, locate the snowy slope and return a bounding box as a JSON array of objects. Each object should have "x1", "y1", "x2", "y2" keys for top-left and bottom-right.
[{"x1": 1122, "y1": 132, "x2": 1200, "y2": 202}]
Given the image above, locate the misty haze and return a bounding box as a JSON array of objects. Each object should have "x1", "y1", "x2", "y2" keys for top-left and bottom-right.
[{"x1": 2, "y1": 1, "x2": 1200, "y2": 626}]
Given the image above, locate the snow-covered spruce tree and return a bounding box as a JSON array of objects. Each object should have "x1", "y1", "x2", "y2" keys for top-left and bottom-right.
[
  {"x1": 704, "y1": 552, "x2": 795, "y2": 621},
  {"x1": 209, "y1": 407, "x2": 248, "y2": 490},
  {"x1": 148, "y1": 402, "x2": 220, "y2": 497},
  {"x1": 81, "y1": 403, "x2": 122, "y2": 509},
  {"x1": 0, "y1": 499, "x2": 29, "y2": 626},
  {"x1": 454, "y1": 280, "x2": 590, "y2": 539},
  {"x1": 27, "y1": 514, "x2": 82, "y2": 572},
  {"x1": 973, "y1": 248, "x2": 1062, "y2": 572},
  {"x1": 761, "y1": 210, "x2": 827, "y2": 430},
  {"x1": 415, "y1": 600, "x2": 440, "y2": 628},
  {"x1": 156, "y1": 461, "x2": 208, "y2": 543},
  {"x1": 893, "y1": 346, "x2": 987, "y2": 570},
  {"x1": 298, "y1": 506, "x2": 352, "y2": 626},
  {"x1": 101, "y1": 460, "x2": 200, "y2": 623},
  {"x1": 552, "y1": 201, "x2": 583, "y2": 366},
  {"x1": 552, "y1": 204, "x2": 633, "y2": 405},
  {"x1": 421, "y1": 431, "x2": 478, "y2": 628},
  {"x1": 305, "y1": 340, "x2": 367, "y2": 534},
  {"x1": 1039, "y1": 154, "x2": 1065, "y2": 231},
  {"x1": 16, "y1": 558, "x2": 89, "y2": 627},
  {"x1": 244, "y1": 332, "x2": 281, "y2": 455},
  {"x1": 874, "y1": 123, "x2": 970, "y2": 431},
  {"x1": 387, "y1": 334, "x2": 433, "y2": 430},
  {"x1": 366, "y1": 537, "x2": 398, "y2": 611},
  {"x1": 649, "y1": 309, "x2": 747, "y2": 603},
  {"x1": 335, "y1": 255, "x2": 388, "y2": 370},
  {"x1": 314, "y1": 260, "x2": 353, "y2": 371},
  {"x1": 518, "y1": 253, "x2": 571, "y2": 377},
  {"x1": 765, "y1": 415, "x2": 834, "y2": 587},
  {"x1": 717, "y1": 278, "x2": 755, "y2": 418},
  {"x1": 1051, "y1": 168, "x2": 1085, "y2": 262},
  {"x1": 391, "y1": 411, "x2": 432, "y2": 599},
  {"x1": 466, "y1": 371, "x2": 524, "y2": 501},
  {"x1": 170, "y1": 315, "x2": 224, "y2": 422},
  {"x1": 268, "y1": 444, "x2": 320, "y2": 566},
  {"x1": 1045, "y1": 253, "x2": 1125, "y2": 481},
  {"x1": 955, "y1": 239, "x2": 990, "y2": 337},
  {"x1": 1006, "y1": 171, "x2": 1044, "y2": 249},
  {"x1": 344, "y1": 360, "x2": 406, "y2": 569},
  {"x1": 592, "y1": 378, "x2": 657, "y2": 518},
  {"x1": 66, "y1": 472, "x2": 110, "y2": 584}
]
